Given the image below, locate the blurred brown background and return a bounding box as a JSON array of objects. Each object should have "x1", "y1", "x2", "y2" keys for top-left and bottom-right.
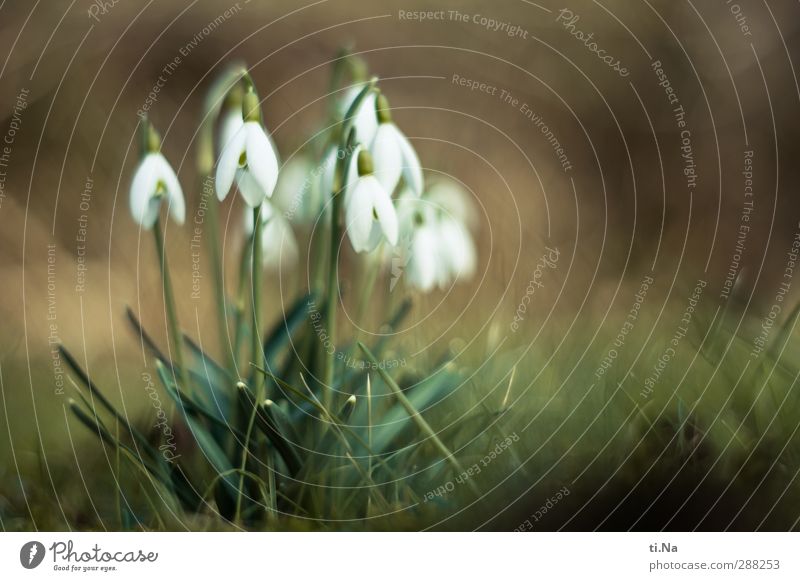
[{"x1": 2, "y1": 0, "x2": 800, "y2": 461}]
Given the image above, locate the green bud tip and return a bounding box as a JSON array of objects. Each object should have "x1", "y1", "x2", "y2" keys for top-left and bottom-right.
[
  {"x1": 357, "y1": 149, "x2": 374, "y2": 176},
  {"x1": 375, "y1": 93, "x2": 392, "y2": 124},
  {"x1": 264, "y1": 399, "x2": 274, "y2": 407},
  {"x1": 236, "y1": 381, "x2": 247, "y2": 390},
  {"x1": 347, "y1": 395, "x2": 357, "y2": 405},
  {"x1": 240, "y1": 69, "x2": 255, "y2": 91},
  {"x1": 223, "y1": 84, "x2": 243, "y2": 111},
  {"x1": 145, "y1": 122, "x2": 161, "y2": 154},
  {"x1": 243, "y1": 88, "x2": 261, "y2": 123}
]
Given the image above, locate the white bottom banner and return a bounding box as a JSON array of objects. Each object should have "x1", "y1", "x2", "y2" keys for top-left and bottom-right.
[{"x1": 0, "y1": 532, "x2": 796, "y2": 579}]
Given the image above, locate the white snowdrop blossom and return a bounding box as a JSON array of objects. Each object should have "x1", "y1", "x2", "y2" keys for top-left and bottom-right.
[
  {"x1": 129, "y1": 126, "x2": 185, "y2": 229},
  {"x1": 369, "y1": 94, "x2": 423, "y2": 196},
  {"x1": 404, "y1": 210, "x2": 443, "y2": 292},
  {"x1": 339, "y1": 85, "x2": 378, "y2": 143},
  {"x1": 216, "y1": 88, "x2": 280, "y2": 207},
  {"x1": 244, "y1": 202, "x2": 298, "y2": 269},
  {"x1": 217, "y1": 106, "x2": 244, "y2": 158},
  {"x1": 344, "y1": 147, "x2": 399, "y2": 253},
  {"x1": 436, "y1": 215, "x2": 477, "y2": 281},
  {"x1": 392, "y1": 182, "x2": 477, "y2": 292},
  {"x1": 425, "y1": 178, "x2": 479, "y2": 229}
]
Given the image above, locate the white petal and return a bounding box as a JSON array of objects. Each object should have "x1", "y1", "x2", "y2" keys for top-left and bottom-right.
[
  {"x1": 218, "y1": 110, "x2": 244, "y2": 157},
  {"x1": 129, "y1": 154, "x2": 161, "y2": 228},
  {"x1": 216, "y1": 127, "x2": 246, "y2": 201},
  {"x1": 369, "y1": 176, "x2": 398, "y2": 246},
  {"x1": 408, "y1": 225, "x2": 439, "y2": 292},
  {"x1": 244, "y1": 122, "x2": 279, "y2": 203},
  {"x1": 153, "y1": 154, "x2": 185, "y2": 225},
  {"x1": 370, "y1": 124, "x2": 403, "y2": 194},
  {"x1": 438, "y1": 218, "x2": 477, "y2": 279},
  {"x1": 341, "y1": 87, "x2": 378, "y2": 143},
  {"x1": 236, "y1": 169, "x2": 267, "y2": 208},
  {"x1": 394, "y1": 127, "x2": 424, "y2": 196},
  {"x1": 354, "y1": 92, "x2": 378, "y2": 143},
  {"x1": 427, "y1": 178, "x2": 478, "y2": 228},
  {"x1": 342, "y1": 145, "x2": 363, "y2": 207},
  {"x1": 344, "y1": 177, "x2": 378, "y2": 253}
]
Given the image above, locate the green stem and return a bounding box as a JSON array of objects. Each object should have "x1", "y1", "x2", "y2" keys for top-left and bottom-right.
[
  {"x1": 323, "y1": 180, "x2": 343, "y2": 407},
  {"x1": 203, "y1": 181, "x2": 236, "y2": 374},
  {"x1": 251, "y1": 207, "x2": 265, "y2": 400},
  {"x1": 233, "y1": 239, "x2": 252, "y2": 373},
  {"x1": 153, "y1": 215, "x2": 186, "y2": 386},
  {"x1": 357, "y1": 342, "x2": 481, "y2": 497},
  {"x1": 234, "y1": 385, "x2": 259, "y2": 526},
  {"x1": 323, "y1": 79, "x2": 378, "y2": 405},
  {"x1": 356, "y1": 253, "x2": 381, "y2": 332}
]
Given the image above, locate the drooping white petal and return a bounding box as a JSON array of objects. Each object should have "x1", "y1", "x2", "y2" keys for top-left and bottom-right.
[
  {"x1": 342, "y1": 145, "x2": 363, "y2": 207},
  {"x1": 438, "y1": 217, "x2": 476, "y2": 280},
  {"x1": 129, "y1": 154, "x2": 161, "y2": 228},
  {"x1": 244, "y1": 121, "x2": 279, "y2": 203},
  {"x1": 407, "y1": 224, "x2": 439, "y2": 292},
  {"x1": 370, "y1": 123, "x2": 403, "y2": 194},
  {"x1": 394, "y1": 187, "x2": 422, "y2": 233},
  {"x1": 344, "y1": 176, "x2": 377, "y2": 253},
  {"x1": 340, "y1": 87, "x2": 378, "y2": 143},
  {"x1": 218, "y1": 109, "x2": 244, "y2": 157},
  {"x1": 370, "y1": 177, "x2": 398, "y2": 246},
  {"x1": 394, "y1": 128, "x2": 424, "y2": 196},
  {"x1": 236, "y1": 169, "x2": 267, "y2": 208},
  {"x1": 154, "y1": 154, "x2": 185, "y2": 225},
  {"x1": 216, "y1": 127, "x2": 246, "y2": 201},
  {"x1": 426, "y1": 178, "x2": 478, "y2": 229}
]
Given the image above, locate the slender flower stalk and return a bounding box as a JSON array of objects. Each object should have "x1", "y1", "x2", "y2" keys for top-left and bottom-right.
[
  {"x1": 129, "y1": 120, "x2": 188, "y2": 385},
  {"x1": 202, "y1": 180, "x2": 236, "y2": 374},
  {"x1": 153, "y1": 215, "x2": 187, "y2": 387},
  {"x1": 323, "y1": 79, "x2": 378, "y2": 400},
  {"x1": 233, "y1": 239, "x2": 252, "y2": 371},
  {"x1": 199, "y1": 68, "x2": 246, "y2": 375},
  {"x1": 251, "y1": 206, "x2": 265, "y2": 400}
]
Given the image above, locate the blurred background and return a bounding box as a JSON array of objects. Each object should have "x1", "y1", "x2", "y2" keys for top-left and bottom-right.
[{"x1": 2, "y1": 0, "x2": 800, "y2": 529}]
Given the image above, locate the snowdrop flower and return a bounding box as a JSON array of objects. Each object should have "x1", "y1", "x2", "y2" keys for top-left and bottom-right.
[
  {"x1": 217, "y1": 87, "x2": 244, "y2": 156},
  {"x1": 216, "y1": 86, "x2": 280, "y2": 207},
  {"x1": 344, "y1": 147, "x2": 398, "y2": 253},
  {"x1": 338, "y1": 84, "x2": 378, "y2": 143},
  {"x1": 197, "y1": 61, "x2": 246, "y2": 175},
  {"x1": 402, "y1": 207, "x2": 442, "y2": 292},
  {"x1": 129, "y1": 122, "x2": 185, "y2": 229},
  {"x1": 244, "y1": 202, "x2": 298, "y2": 269},
  {"x1": 426, "y1": 178, "x2": 479, "y2": 229},
  {"x1": 369, "y1": 94, "x2": 423, "y2": 196},
  {"x1": 436, "y1": 215, "x2": 477, "y2": 281},
  {"x1": 391, "y1": 182, "x2": 477, "y2": 292}
]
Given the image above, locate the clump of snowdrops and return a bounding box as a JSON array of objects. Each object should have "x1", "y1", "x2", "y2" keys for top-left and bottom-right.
[{"x1": 62, "y1": 54, "x2": 484, "y2": 529}]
